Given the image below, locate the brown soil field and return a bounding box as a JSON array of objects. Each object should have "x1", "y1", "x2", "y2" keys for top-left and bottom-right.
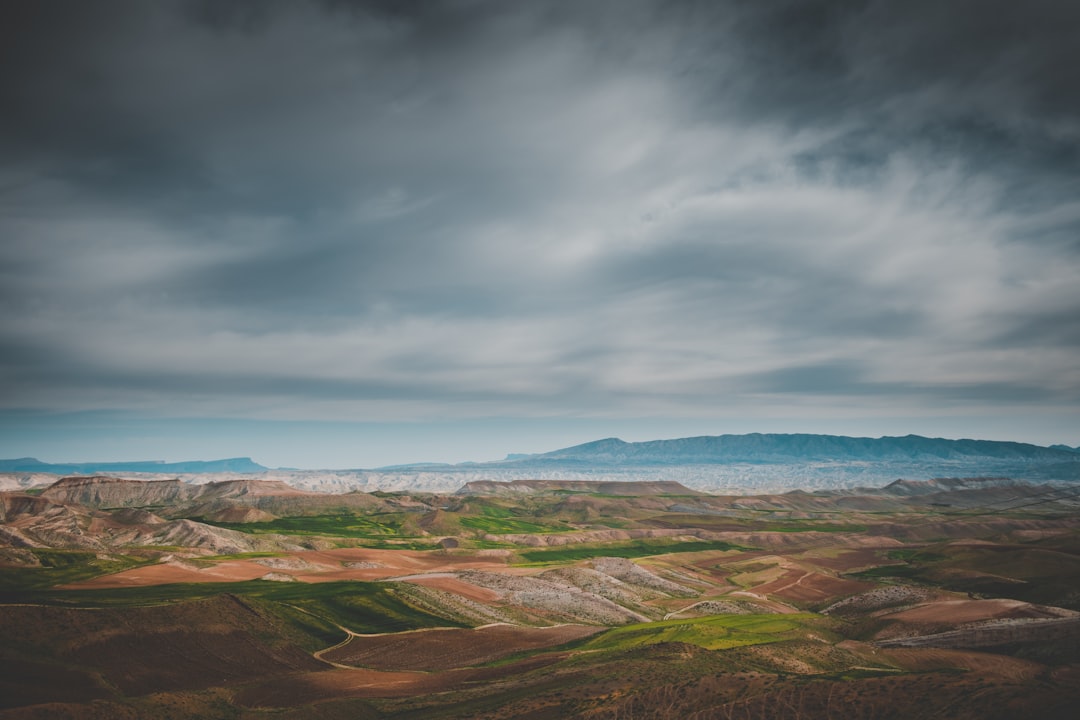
[
  {"x1": 883, "y1": 598, "x2": 1072, "y2": 624},
  {"x1": 234, "y1": 667, "x2": 444, "y2": 706},
  {"x1": 618, "y1": 668, "x2": 1079, "y2": 720},
  {"x1": 0, "y1": 596, "x2": 325, "y2": 698},
  {"x1": 62, "y1": 559, "x2": 271, "y2": 588},
  {"x1": 712, "y1": 531, "x2": 904, "y2": 551},
  {"x1": 880, "y1": 646, "x2": 1045, "y2": 681},
  {"x1": 749, "y1": 569, "x2": 875, "y2": 603},
  {"x1": 0, "y1": 659, "x2": 112, "y2": 711},
  {"x1": 323, "y1": 623, "x2": 602, "y2": 671},
  {"x1": 798, "y1": 548, "x2": 895, "y2": 572},
  {"x1": 63, "y1": 547, "x2": 510, "y2": 589},
  {"x1": 298, "y1": 548, "x2": 509, "y2": 574},
  {"x1": 232, "y1": 653, "x2": 567, "y2": 707}
]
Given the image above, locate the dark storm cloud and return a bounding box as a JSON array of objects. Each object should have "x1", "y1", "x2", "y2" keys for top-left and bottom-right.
[
  {"x1": 1, "y1": 0, "x2": 1078, "y2": 432},
  {"x1": 719, "y1": 1, "x2": 1080, "y2": 139},
  {"x1": 698, "y1": 0, "x2": 1080, "y2": 221}
]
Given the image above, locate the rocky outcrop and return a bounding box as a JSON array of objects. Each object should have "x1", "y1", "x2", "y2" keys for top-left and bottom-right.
[
  {"x1": 35, "y1": 475, "x2": 394, "y2": 520},
  {"x1": 201, "y1": 506, "x2": 277, "y2": 523},
  {"x1": 456, "y1": 569, "x2": 651, "y2": 625},
  {"x1": 0, "y1": 492, "x2": 66, "y2": 523},
  {"x1": 126, "y1": 519, "x2": 287, "y2": 554},
  {"x1": 41, "y1": 476, "x2": 196, "y2": 508},
  {"x1": 0, "y1": 472, "x2": 58, "y2": 492}
]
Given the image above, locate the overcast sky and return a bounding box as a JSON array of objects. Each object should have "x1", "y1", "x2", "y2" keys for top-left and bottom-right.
[{"x1": 2, "y1": 0, "x2": 1078, "y2": 467}]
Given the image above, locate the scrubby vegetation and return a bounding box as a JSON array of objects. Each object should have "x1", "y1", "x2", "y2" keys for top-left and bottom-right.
[
  {"x1": 199, "y1": 512, "x2": 415, "y2": 539},
  {"x1": 584, "y1": 613, "x2": 833, "y2": 652},
  {"x1": 0, "y1": 548, "x2": 153, "y2": 593},
  {"x1": 2, "y1": 475, "x2": 1079, "y2": 717},
  {"x1": 518, "y1": 538, "x2": 745, "y2": 563}
]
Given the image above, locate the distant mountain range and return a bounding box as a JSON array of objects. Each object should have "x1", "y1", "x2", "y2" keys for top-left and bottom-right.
[
  {"x1": 347, "y1": 433, "x2": 1080, "y2": 490},
  {"x1": 506, "y1": 434, "x2": 1079, "y2": 466},
  {"x1": 0, "y1": 457, "x2": 267, "y2": 475},
  {"x1": 3, "y1": 434, "x2": 1078, "y2": 493}
]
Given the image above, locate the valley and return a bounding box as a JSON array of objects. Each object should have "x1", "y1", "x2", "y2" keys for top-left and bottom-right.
[{"x1": 2, "y1": 473, "x2": 1079, "y2": 718}]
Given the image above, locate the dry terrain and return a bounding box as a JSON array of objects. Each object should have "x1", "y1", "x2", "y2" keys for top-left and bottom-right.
[{"x1": 2, "y1": 474, "x2": 1079, "y2": 718}]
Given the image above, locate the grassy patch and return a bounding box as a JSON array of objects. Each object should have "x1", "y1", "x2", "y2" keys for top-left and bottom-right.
[
  {"x1": 849, "y1": 564, "x2": 926, "y2": 581},
  {"x1": 476, "y1": 503, "x2": 517, "y2": 518},
  {"x1": 0, "y1": 550, "x2": 152, "y2": 592},
  {"x1": 647, "y1": 514, "x2": 866, "y2": 534},
  {"x1": 584, "y1": 613, "x2": 829, "y2": 652},
  {"x1": 885, "y1": 549, "x2": 946, "y2": 562},
  {"x1": 459, "y1": 516, "x2": 561, "y2": 534},
  {"x1": 518, "y1": 539, "x2": 745, "y2": 564},
  {"x1": 199, "y1": 513, "x2": 417, "y2": 539},
  {"x1": 4, "y1": 580, "x2": 463, "y2": 635},
  {"x1": 443, "y1": 500, "x2": 569, "y2": 534}
]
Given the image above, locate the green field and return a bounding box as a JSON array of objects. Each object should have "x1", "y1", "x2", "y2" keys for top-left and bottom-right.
[
  {"x1": 0, "y1": 549, "x2": 153, "y2": 592},
  {"x1": 446, "y1": 501, "x2": 566, "y2": 534},
  {"x1": 4, "y1": 579, "x2": 463, "y2": 639},
  {"x1": 200, "y1": 512, "x2": 418, "y2": 539},
  {"x1": 200, "y1": 508, "x2": 565, "y2": 542},
  {"x1": 459, "y1": 515, "x2": 563, "y2": 534},
  {"x1": 518, "y1": 538, "x2": 745, "y2": 563},
  {"x1": 584, "y1": 613, "x2": 831, "y2": 652}
]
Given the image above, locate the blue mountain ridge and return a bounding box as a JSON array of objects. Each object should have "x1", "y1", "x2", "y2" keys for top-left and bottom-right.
[{"x1": 507, "y1": 433, "x2": 1079, "y2": 466}]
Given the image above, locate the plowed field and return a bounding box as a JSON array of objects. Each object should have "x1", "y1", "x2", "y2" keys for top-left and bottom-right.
[
  {"x1": 323, "y1": 623, "x2": 602, "y2": 671},
  {"x1": 750, "y1": 569, "x2": 874, "y2": 603}
]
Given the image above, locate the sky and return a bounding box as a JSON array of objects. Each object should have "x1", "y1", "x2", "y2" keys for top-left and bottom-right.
[{"x1": 1, "y1": 0, "x2": 1079, "y2": 468}]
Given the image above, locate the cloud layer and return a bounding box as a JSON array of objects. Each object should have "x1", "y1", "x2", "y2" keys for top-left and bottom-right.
[{"x1": 2, "y1": 0, "x2": 1078, "y2": 454}]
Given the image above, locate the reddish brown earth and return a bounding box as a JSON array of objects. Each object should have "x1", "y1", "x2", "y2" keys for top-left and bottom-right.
[
  {"x1": 0, "y1": 596, "x2": 324, "y2": 704},
  {"x1": 63, "y1": 547, "x2": 511, "y2": 588},
  {"x1": 323, "y1": 623, "x2": 602, "y2": 671},
  {"x1": 600, "y1": 666, "x2": 1080, "y2": 720},
  {"x1": 880, "y1": 646, "x2": 1046, "y2": 681},
  {"x1": 232, "y1": 653, "x2": 569, "y2": 707},
  {"x1": 798, "y1": 547, "x2": 895, "y2": 572},
  {"x1": 61, "y1": 559, "x2": 270, "y2": 588},
  {"x1": 292, "y1": 548, "x2": 510, "y2": 581},
  {"x1": 749, "y1": 568, "x2": 875, "y2": 603},
  {"x1": 883, "y1": 598, "x2": 1073, "y2": 624}
]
